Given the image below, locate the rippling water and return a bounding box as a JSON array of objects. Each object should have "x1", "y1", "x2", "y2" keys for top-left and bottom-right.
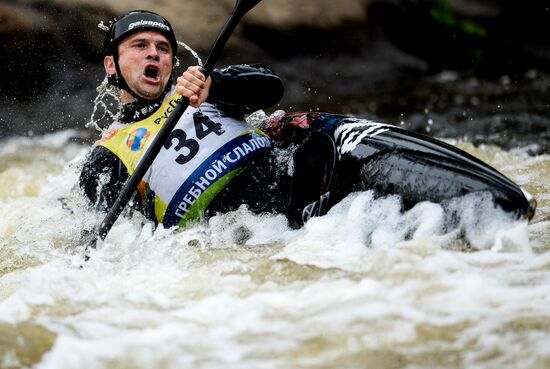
[{"x1": 1, "y1": 122, "x2": 549, "y2": 368}]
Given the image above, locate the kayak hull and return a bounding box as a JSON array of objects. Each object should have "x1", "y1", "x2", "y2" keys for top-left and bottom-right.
[{"x1": 207, "y1": 112, "x2": 536, "y2": 227}]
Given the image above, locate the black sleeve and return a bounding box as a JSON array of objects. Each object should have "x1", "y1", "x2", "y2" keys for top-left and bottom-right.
[
  {"x1": 207, "y1": 64, "x2": 284, "y2": 117},
  {"x1": 79, "y1": 146, "x2": 129, "y2": 211}
]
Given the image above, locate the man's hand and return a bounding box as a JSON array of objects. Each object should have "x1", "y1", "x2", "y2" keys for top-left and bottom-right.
[{"x1": 175, "y1": 66, "x2": 212, "y2": 107}]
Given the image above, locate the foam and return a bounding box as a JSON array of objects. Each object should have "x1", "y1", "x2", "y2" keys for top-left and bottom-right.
[{"x1": 1, "y1": 131, "x2": 548, "y2": 369}]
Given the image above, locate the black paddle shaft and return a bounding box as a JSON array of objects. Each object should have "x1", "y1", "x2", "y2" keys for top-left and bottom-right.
[{"x1": 88, "y1": 0, "x2": 263, "y2": 247}]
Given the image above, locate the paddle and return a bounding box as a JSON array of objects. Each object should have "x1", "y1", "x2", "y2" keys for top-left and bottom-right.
[{"x1": 84, "y1": 0, "x2": 263, "y2": 253}]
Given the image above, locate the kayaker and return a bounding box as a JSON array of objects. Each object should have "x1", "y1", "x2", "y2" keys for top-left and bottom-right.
[{"x1": 79, "y1": 10, "x2": 284, "y2": 228}]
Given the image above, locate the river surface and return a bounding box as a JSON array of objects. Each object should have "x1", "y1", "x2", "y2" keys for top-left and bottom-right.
[{"x1": 1, "y1": 92, "x2": 550, "y2": 368}]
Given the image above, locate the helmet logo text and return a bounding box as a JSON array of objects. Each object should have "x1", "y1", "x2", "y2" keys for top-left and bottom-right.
[{"x1": 128, "y1": 20, "x2": 170, "y2": 31}]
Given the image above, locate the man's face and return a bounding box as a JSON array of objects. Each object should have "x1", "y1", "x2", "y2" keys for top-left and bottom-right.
[{"x1": 106, "y1": 31, "x2": 174, "y2": 101}]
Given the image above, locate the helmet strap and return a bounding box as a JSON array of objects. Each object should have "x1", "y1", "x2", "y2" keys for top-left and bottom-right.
[{"x1": 108, "y1": 48, "x2": 142, "y2": 101}]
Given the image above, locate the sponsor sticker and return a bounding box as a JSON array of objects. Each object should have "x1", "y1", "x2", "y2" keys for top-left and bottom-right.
[{"x1": 126, "y1": 127, "x2": 151, "y2": 152}]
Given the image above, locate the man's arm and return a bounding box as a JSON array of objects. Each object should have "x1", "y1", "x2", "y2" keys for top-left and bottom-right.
[
  {"x1": 79, "y1": 146, "x2": 129, "y2": 211},
  {"x1": 208, "y1": 64, "x2": 284, "y2": 116},
  {"x1": 177, "y1": 64, "x2": 284, "y2": 117}
]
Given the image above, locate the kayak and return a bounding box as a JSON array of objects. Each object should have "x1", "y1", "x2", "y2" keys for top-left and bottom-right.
[{"x1": 206, "y1": 111, "x2": 537, "y2": 228}]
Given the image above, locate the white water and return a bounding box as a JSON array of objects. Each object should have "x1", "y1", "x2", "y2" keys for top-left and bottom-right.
[{"x1": 1, "y1": 130, "x2": 549, "y2": 369}]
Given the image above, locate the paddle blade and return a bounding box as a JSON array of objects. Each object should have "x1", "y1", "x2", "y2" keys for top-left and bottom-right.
[{"x1": 233, "y1": 0, "x2": 263, "y2": 17}]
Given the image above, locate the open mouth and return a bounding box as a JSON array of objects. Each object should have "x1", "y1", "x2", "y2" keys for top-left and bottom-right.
[{"x1": 144, "y1": 65, "x2": 160, "y2": 80}]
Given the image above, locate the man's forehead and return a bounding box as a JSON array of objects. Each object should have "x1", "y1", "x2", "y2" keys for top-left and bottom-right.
[{"x1": 121, "y1": 31, "x2": 171, "y2": 44}]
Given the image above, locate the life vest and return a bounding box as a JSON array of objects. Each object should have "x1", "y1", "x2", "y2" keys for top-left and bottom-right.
[{"x1": 98, "y1": 93, "x2": 271, "y2": 227}]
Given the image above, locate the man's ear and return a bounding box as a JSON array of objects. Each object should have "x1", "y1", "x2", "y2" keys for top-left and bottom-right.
[{"x1": 104, "y1": 55, "x2": 116, "y2": 76}]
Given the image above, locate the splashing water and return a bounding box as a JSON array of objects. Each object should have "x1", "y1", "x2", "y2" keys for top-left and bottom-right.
[
  {"x1": 1, "y1": 126, "x2": 549, "y2": 369},
  {"x1": 176, "y1": 40, "x2": 203, "y2": 67},
  {"x1": 86, "y1": 76, "x2": 121, "y2": 133}
]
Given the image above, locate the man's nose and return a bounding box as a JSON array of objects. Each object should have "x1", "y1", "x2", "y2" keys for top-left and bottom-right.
[{"x1": 146, "y1": 45, "x2": 160, "y2": 59}]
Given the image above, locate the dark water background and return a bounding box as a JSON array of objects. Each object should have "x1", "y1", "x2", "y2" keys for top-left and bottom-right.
[{"x1": 1, "y1": 0, "x2": 549, "y2": 152}]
